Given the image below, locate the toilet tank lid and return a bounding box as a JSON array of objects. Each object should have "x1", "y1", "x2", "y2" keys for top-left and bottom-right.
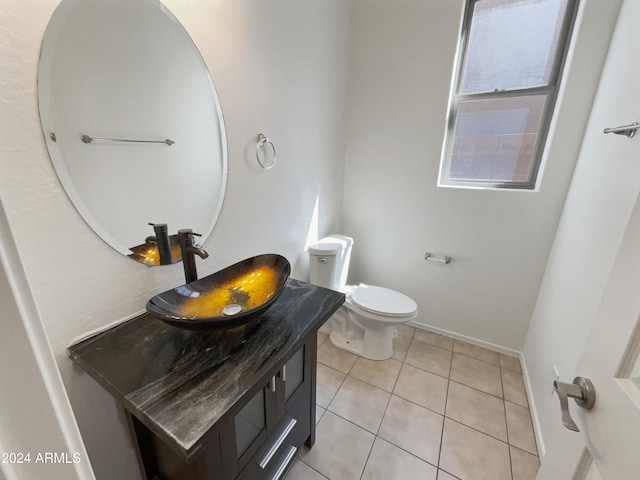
[
  {"x1": 307, "y1": 242, "x2": 343, "y2": 256},
  {"x1": 308, "y1": 235, "x2": 353, "y2": 256}
]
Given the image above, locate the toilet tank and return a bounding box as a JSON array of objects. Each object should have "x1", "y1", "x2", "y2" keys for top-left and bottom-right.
[{"x1": 308, "y1": 235, "x2": 353, "y2": 291}]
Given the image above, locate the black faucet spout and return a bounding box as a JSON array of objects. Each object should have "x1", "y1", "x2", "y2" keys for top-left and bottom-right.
[
  {"x1": 148, "y1": 223, "x2": 172, "y2": 265},
  {"x1": 178, "y1": 229, "x2": 208, "y2": 283}
]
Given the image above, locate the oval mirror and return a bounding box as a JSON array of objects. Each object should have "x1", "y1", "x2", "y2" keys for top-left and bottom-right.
[{"x1": 37, "y1": 0, "x2": 227, "y2": 265}]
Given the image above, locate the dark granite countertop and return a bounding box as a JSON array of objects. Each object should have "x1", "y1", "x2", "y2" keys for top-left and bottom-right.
[{"x1": 68, "y1": 278, "x2": 344, "y2": 461}]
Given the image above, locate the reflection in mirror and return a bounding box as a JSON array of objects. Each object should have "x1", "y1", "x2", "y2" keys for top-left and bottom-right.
[{"x1": 38, "y1": 0, "x2": 227, "y2": 265}]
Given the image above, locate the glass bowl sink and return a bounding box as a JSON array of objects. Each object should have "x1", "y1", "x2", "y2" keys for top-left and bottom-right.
[{"x1": 146, "y1": 254, "x2": 291, "y2": 329}]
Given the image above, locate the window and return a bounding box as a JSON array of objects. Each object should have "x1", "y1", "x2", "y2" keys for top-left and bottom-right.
[{"x1": 439, "y1": 0, "x2": 578, "y2": 189}]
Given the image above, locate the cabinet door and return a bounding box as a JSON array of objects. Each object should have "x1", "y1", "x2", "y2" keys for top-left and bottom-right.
[
  {"x1": 234, "y1": 387, "x2": 268, "y2": 460},
  {"x1": 221, "y1": 381, "x2": 278, "y2": 478},
  {"x1": 283, "y1": 346, "x2": 305, "y2": 403},
  {"x1": 223, "y1": 335, "x2": 317, "y2": 480}
]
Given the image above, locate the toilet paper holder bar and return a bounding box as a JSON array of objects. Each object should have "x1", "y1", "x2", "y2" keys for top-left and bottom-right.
[{"x1": 425, "y1": 252, "x2": 452, "y2": 264}]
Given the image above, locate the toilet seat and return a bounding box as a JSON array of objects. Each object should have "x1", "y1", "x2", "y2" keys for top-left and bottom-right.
[{"x1": 351, "y1": 284, "x2": 417, "y2": 317}]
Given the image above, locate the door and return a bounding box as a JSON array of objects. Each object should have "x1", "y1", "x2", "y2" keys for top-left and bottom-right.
[
  {"x1": 557, "y1": 192, "x2": 640, "y2": 478},
  {"x1": 538, "y1": 0, "x2": 640, "y2": 478}
]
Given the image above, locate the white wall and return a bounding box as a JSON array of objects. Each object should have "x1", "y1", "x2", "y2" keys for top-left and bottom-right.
[
  {"x1": 1, "y1": 0, "x2": 631, "y2": 477},
  {"x1": 524, "y1": 0, "x2": 637, "y2": 465},
  {"x1": 0, "y1": 198, "x2": 94, "y2": 480},
  {"x1": 0, "y1": 1, "x2": 350, "y2": 478},
  {"x1": 342, "y1": 0, "x2": 620, "y2": 351}
]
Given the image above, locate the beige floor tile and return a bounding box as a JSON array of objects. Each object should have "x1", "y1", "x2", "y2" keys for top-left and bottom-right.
[
  {"x1": 392, "y1": 336, "x2": 411, "y2": 362},
  {"x1": 361, "y1": 437, "x2": 438, "y2": 480},
  {"x1": 378, "y1": 395, "x2": 443, "y2": 465},
  {"x1": 300, "y1": 411, "x2": 374, "y2": 480},
  {"x1": 349, "y1": 356, "x2": 403, "y2": 392},
  {"x1": 440, "y1": 419, "x2": 511, "y2": 480},
  {"x1": 284, "y1": 460, "x2": 328, "y2": 480},
  {"x1": 318, "y1": 340, "x2": 358, "y2": 374},
  {"x1": 505, "y1": 401, "x2": 538, "y2": 455},
  {"x1": 327, "y1": 376, "x2": 391, "y2": 433},
  {"x1": 316, "y1": 405, "x2": 325, "y2": 425},
  {"x1": 499, "y1": 353, "x2": 522, "y2": 373},
  {"x1": 394, "y1": 363, "x2": 448, "y2": 414},
  {"x1": 317, "y1": 331, "x2": 329, "y2": 348},
  {"x1": 437, "y1": 470, "x2": 460, "y2": 480},
  {"x1": 396, "y1": 324, "x2": 416, "y2": 339},
  {"x1": 413, "y1": 330, "x2": 455, "y2": 351},
  {"x1": 405, "y1": 341, "x2": 452, "y2": 378},
  {"x1": 445, "y1": 381, "x2": 507, "y2": 441},
  {"x1": 510, "y1": 446, "x2": 540, "y2": 480},
  {"x1": 502, "y1": 368, "x2": 528, "y2": 407},
  {"x1": 316, "y1": 363, "x2": 345, "y2": 408},
  {"x1": 453, "y1": 340, "x2": 500, "y2": 366},
  {"x1": 450, "y1": 353, "x2": 503, "y2": 397}
]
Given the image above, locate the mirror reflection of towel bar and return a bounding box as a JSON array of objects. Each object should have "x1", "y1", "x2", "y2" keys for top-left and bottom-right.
[
  {"x1": 80, "y1": 134, "x2": 175, "y2": 145},
  {"x1": 603, "y1": 122, "x2": 639, "y2": 138}
]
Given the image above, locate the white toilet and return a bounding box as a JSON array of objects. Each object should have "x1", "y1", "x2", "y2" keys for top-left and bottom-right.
[{"x1": 308, "y1": 235, "x2": 418, "y2": 360}]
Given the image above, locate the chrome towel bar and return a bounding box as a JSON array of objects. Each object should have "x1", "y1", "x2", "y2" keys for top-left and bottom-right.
[
  {"x1": 80, "y1": 134, "x2": 175, "y2": 145},
  {"x1": 425, "y1": 252, "x2": 452, "y2": 264},
  {"x1": 603, "y1": 122, "x2": 639, "y2": 138}
]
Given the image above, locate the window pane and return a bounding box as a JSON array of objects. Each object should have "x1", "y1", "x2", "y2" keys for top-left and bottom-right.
[
  {"x1": 461, "y1": 0, "x2": 569, "y2": 94},
  {"x1": 449, "y1": 94, "x2": 546, "y2": 183}
]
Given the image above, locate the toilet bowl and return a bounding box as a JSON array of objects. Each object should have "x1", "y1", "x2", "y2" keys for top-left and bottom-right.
[{"x1": 308, "y1": 235, "x2": 418, "y2": 360}]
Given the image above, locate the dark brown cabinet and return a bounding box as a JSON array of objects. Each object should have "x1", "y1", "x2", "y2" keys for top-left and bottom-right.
[
  {"x1": 130, "y1": 334, "x2": 317, "y2": 480},
  {"x1": 68, "y1": 281, "x2": 344, "y2": 480}
]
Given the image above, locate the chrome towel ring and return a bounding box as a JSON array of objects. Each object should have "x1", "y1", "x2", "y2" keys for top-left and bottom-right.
[{"x1": 256, "y1": 133, "x2": 277, "y2": 169}]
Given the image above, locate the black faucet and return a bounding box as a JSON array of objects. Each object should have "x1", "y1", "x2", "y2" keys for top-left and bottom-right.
[
  {"x1": 178, "y1": 229, "x2": 209, "y2": 283},
  {"x1": 148, "y1": 223, "x2": 172, "y2": 265}
]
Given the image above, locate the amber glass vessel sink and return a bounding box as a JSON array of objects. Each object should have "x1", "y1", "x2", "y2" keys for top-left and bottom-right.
[{"x1": 146, "y1": 254, "x2": 291, "y2": 329}]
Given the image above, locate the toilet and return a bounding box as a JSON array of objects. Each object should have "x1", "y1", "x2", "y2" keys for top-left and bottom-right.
[{"x1": 308, "y1": 235, "x2": 418, "y2": 360}]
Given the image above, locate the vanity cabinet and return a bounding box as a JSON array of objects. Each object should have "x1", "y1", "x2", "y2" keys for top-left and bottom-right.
[
  {"x1": 127, "y1": 335, "x2": 317, "y2": 480},
  {"x1": 222, "y1": 341, "x2": 315, "y2": 480},
  {"x1": 67, "y1": 280, "x2": 343, "y2": 480}
]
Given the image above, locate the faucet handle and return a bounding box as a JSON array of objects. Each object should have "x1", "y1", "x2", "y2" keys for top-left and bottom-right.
[
  {"x1": 178, "y1": 229, "x2": 198, "y2": 245},
  {"x1": 178, "y1": 228, "x2": 202, "y2": 239}
]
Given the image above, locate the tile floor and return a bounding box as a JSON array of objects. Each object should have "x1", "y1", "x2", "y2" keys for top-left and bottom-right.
[{"x1": 284, "y1": 326, "x2": 540, "y2": 480}]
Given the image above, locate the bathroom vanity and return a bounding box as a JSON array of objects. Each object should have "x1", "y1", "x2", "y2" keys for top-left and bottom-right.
[{"x1": 68, "y1": 279, "x2": 344, "y2": 480}]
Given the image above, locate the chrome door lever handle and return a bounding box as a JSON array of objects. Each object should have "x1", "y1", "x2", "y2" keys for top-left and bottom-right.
[{"x1": 552, "y1": 377, "x2": 596, "y2": 432}]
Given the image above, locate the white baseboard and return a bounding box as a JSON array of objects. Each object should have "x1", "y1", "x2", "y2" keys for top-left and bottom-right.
[
  {"x1": 408, "y1": 320, "x2": 521, "y2": 357},
  {"x1": 408, "y1": 320, "x2": 545, "y2": 457},
  {"x1": 519, "y1": 354, "x2": 546, "y2": 458}
]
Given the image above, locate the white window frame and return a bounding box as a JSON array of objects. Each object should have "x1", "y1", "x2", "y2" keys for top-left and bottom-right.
[{"x1": 439, "y1": 0, "x2": 579, "y2": 190}]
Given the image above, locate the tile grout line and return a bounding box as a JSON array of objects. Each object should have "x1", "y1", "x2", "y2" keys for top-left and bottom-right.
[
  {"x1": 404, "y1": 352, "x2": 509, "y2": 404},
  {"x1": 296, "y1": 459, "x2": 330, "y2": 480},
  {"x1": 501, "y1": 366, "x2": 516, "y2": 480},
  {"x1": 436, "y1": 374, "x2": 452, "y2": 473},
  {"x1": 355, "y1": 365, "x2": 399, "y2": 480},
  {"x1": 436, "y1": 341, "x2": 454, "y2": 472},
  {"x1": 310, "y1": 330, "x2": 534, "y2": 480},
  {"x1": 411, "y1": 330, "x2": 523, "y2": 374}
]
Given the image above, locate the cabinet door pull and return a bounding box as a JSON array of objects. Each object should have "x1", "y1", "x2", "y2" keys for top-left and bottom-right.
[
  {"x1": 281, "y1": 365, "x2": 287, "y2": 382},
  {"x1": 269, "y1": 445, "x2": 297, "y2": 480},
  {"x1": 257, "y1": 418, "x2": 297, "y2": 469},
  {"x1": 270, "y1": 375, "x2": 277, "y2": 393}
]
